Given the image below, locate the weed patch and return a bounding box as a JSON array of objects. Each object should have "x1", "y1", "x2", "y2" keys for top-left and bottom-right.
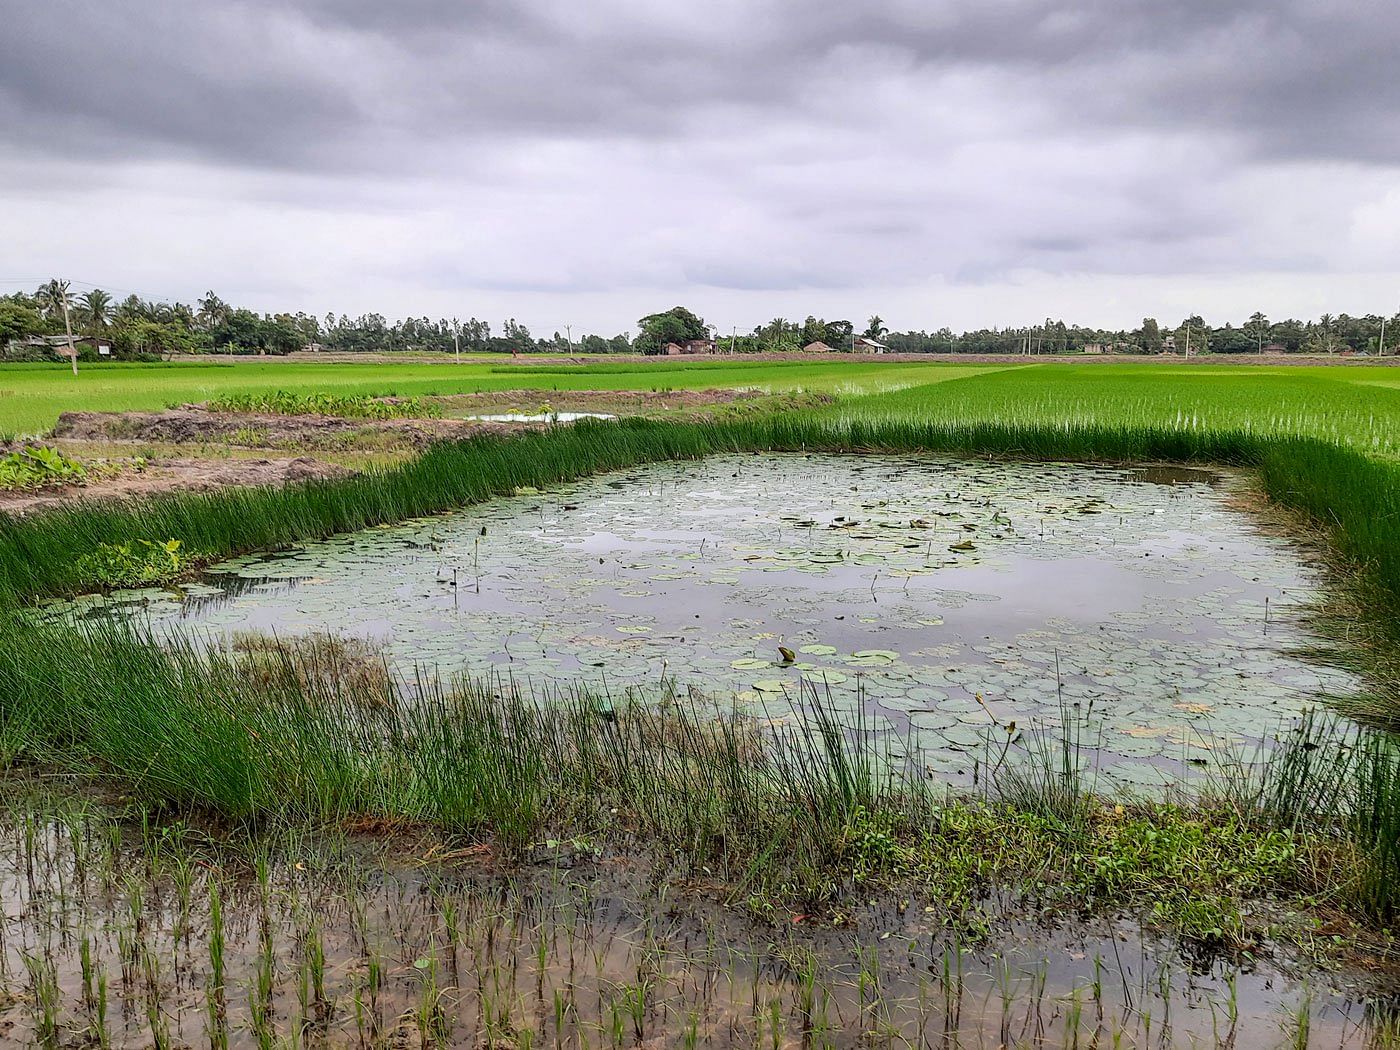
[
  {"x1": 208, "y1": 390, "x2": 443, "y2": 419},
  {"x1": 73, "y1": 538, "x2": 194, "y2": 587}
]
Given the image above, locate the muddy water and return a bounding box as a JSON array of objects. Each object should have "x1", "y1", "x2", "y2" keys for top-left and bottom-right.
[
  {"x1": 49, "y1": 454, "x2": 1361, "y2": 788},
  {"x1": 0, "y1": 799, "x2": 1387, "y2": 1049}
]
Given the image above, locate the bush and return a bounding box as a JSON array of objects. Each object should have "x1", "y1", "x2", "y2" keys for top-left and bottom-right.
[{"x1": 73, "y1": 539, "x2": 192, "y2": 587}]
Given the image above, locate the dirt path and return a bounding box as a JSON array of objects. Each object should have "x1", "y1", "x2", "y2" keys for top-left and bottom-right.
[
  {"x1": 0, "y1": 456, "x2": 354, "y2": 516},
  {"x1": 4, "y1": 389, "x2": 808, "y2": 516},
  {"x1": 52, "y1": 408, "x2": 531, "y2": 449}
]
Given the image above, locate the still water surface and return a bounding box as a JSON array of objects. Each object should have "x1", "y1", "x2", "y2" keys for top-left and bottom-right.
[{"x1": 51, "y1": 454, "x2": 1359, "y2": 787}]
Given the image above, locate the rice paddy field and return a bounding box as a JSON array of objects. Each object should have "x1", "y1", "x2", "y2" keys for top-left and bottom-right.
[
  {"x1": 0, "y1": 357, "x2": 987, "y2": 438},
  {"x1": 6, "y1": 356, "x2": 1400, "y2": 1045}
]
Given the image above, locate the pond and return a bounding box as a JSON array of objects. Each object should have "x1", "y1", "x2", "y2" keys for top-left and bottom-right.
[{"x1": 50, "y1": 453, "x2": 1360, "y2": 789}]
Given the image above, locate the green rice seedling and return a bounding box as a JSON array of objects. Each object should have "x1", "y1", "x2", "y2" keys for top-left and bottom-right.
[
  {"x1": 21, "y1": 950, "x2": 61, "y2": 1047},
  {"x1": 142, "y1": 946, "x2": 171, "y2": 1049},
  {"x1": 1283, "y1": 985, "x2": 1312, "y2": 1049},
  {"x1": 208, "y1": 389, "x2": 445, "y2": 420},
  {"x1": 250, "y1": 915, "x2": 277, "y2": 1047},
  {"x1": 553, "y1": 988, "x2": 570, "y2": 1048},
  {"x1": 96, "y1": 970, "x2": 109, "y2": 1049}
]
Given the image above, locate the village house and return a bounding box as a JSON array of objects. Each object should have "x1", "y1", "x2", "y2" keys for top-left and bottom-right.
[
  {"x1": 852, "y1": 336, "x2": 889, "y2": 354},
  {"x1": 802, "y1": 340, "x2": 832, "y2": 353},
  {"x1": 3, "y1": 334, "x2": 112, "y2": 360},
  {"x1": 664, "y1": 338, "x2": 718, "y2": 355}
]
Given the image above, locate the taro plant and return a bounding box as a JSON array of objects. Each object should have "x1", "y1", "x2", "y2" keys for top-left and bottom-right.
[{"x1": 0, "y1": 444, "x2": 87, "y2": 491}]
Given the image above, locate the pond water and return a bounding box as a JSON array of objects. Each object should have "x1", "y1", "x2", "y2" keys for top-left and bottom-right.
[
  {"x1": 462, "y1": 411, "x2": 616, "y2": 422},
  {"x1": 51, "y1": 453, "x2": 1360, "y2": 789},
  {"x1": 1, "y1": 793, "x2": 1379, "y2": 1048}
]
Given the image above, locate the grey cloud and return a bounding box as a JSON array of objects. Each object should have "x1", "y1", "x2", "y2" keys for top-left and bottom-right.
[
  {"x1": 5, "y1": 1, "x2": 1397, "y2": 169},
  {"x1": 2, "y1": 0, "x2": 1398, "y2": 322}
]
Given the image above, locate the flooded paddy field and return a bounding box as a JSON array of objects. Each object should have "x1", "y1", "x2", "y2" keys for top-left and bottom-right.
[
  {"x1": 0, "y1": 791, "x2": 1390, "y2": 1049},
  {"x1": 48, "y1": 453, "x2": 1361, "y2": 790}
]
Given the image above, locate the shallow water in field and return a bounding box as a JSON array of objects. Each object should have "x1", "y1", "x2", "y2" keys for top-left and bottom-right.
[
  {"x1": 50, "y1": 453, "x2": 1361, "y2": 788},
  {"x1": 0, "y1": 797, "x2": 1388, "y2": 1049},
  {"x1": 462, "y1": 411, "x2": 615, "y2": 422}
]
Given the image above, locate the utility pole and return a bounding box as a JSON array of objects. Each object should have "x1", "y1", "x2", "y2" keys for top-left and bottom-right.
[
  {"x1": 452, "y1": 317, "x2": 461, "y2": 364},
  {"x1": 731, "y1": 326, "x2": 737, "y2": 354},
  {"x1": 1379, "y1": 315, "x2": 1388, "y2": 357},
  {"x1": 60, "y1": 284, "x2": 77, "y2": 376},
  {"x1": 565, "y1": 324, "x2": 572, "y2": 353},
  {"x1": 1184, "y1": 324, "x2": 1191, "y2": 359}
]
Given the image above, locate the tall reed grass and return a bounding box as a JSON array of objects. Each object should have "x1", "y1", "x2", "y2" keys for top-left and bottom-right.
[{"x1": 0, "y1": 617, "x2": 917, "y2": 901}]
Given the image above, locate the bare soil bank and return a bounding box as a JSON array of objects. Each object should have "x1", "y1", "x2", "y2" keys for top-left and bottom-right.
[
  {"x1": 0, "y1": 455, "x2": 352, "y2": 516},
  {"x1": 4, "y1": 389, "x2": 790, "y2": 515},
  {"x1": 53, "y1": 407, "x2": 523, "y2": 448}
]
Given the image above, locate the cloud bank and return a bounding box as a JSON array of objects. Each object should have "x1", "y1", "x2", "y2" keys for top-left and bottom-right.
[{"x1": 3, "y1": 0, "x2": 1398, "y2": 331}]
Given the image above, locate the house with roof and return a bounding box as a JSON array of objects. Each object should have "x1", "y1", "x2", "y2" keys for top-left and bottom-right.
[
  {"x1": 3, "y1": 334, "x2": 111, "y2": 360},
  {"x1": 664, "y1": 338, "x2": 718, "y2": 355},
  {"x1": 853, "y1": 336, "x2": 889, "y2": 354}
]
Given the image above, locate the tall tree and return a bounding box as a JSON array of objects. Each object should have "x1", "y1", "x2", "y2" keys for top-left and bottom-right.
[
  {"x1": 1140, "y1": 317, "x2": 1163, "y2": 354},
  {"x1": 197, "y1": 291, "x2": 231, "y2": 331},
  {"x1": 78, "y1": 288, "x2": 113, "y2": 333},
  {"x1": 1244, "y1": 311, "x2": 1270, "y2": 353},
  {"x1": 864, "y1": 315, "x2": 888, "y2": 340},
  {"x1": 634, "y1": 307, "x2": 706, "y2": 355}
]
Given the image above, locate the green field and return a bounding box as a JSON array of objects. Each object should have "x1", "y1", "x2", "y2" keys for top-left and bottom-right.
[
  {"x1": 2, "y1": 351, "x2": 1400, "y2": 1036},
  {"x1": 6, "y1": 358, "x2": 1399, "y2": 458},
  {"x1": 0, "y1": 357, "x2": 994, "y2": 436}
]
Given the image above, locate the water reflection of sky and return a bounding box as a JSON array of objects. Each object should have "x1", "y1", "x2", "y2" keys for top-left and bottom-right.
[{"x1": 43, "y1": 453, "x2": 1360, "y2": 790}]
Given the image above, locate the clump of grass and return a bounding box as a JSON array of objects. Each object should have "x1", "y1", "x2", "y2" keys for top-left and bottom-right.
[
  {"x1": 208, "y1": 390, "x2": 443, "y2": 420},
  {"x1": 230, "y1": 631, "x2": 394, "y2": 705},
  {"x1": 1350, "y1": 730, "x2": 1400, "y2": 923}
]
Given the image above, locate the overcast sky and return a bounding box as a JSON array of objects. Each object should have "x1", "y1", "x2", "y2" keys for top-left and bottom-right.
[{"x1": 3, "y1": 0, "x2": 1399, "y2": 335}]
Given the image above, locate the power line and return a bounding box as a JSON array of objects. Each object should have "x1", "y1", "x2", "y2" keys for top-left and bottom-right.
[{"x1": 0, "y1": 276, "x2": 192, "y2": 303}]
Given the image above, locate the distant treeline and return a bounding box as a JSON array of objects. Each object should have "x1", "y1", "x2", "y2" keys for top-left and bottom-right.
[{"x1": 2, "y1": 283, "x2": 1396, "y2": 360}]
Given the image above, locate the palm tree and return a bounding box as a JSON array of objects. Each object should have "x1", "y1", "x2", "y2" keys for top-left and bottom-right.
[
  {"x1": 198, "y1": 291, "x2": 230, "y2": 331},
  {"x1": 1318, "y1": 313, "x2": 1337, "y2": 354},
  {"x1": 78, "y1": 288, "x2": 113, "y2": 333},
  {"x1": 35, "y1": 278, "x2": 71, "y2": 321},
  {"x1": 864, "y1": 315, "x2": 888, "y2": 340}
]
